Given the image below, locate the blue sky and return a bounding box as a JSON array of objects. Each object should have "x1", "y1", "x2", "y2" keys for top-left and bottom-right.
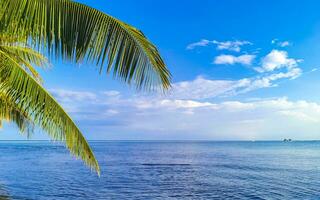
[{"x1": 2, "y1": 0, "x2": 320, "y2": 140}]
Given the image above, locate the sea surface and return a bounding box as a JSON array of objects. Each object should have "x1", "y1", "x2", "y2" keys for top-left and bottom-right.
[{"x1": 0, "y1": 141, "x2": 320, "y2": 199}]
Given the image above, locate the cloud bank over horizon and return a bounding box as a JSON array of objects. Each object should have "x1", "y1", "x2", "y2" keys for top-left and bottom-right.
[{"x1": 49, "y1": 88, "x2": 320, "y2": 140}]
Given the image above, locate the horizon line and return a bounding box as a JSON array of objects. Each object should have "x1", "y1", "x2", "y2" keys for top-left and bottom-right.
[{"x1": 0, "y1": 139, "x2": 319, "y2": 142}]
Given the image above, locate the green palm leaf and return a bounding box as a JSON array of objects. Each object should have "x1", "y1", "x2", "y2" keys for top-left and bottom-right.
[
  {"x1": 1, "y1": 0, "x2": 171, "y2": 90},
  {"x1": 0, "y1": 29, "x2": 100, "y2": 174},
  {"x1": 0, "y1": 45, "x2": 49, "y2": 83},
  {"x1": 0, "y1": 92, "x2": 34, "y2": 136},
  {"x1": 0, "y1": 53, "x2": 100, "y2": 174}
]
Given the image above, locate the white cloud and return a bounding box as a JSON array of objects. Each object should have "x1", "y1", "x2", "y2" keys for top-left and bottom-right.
[
  {"x1": 267, "y1": 67, "x2": 302, "y2": 80},
  {"x1": 136, "y1": 97, "x2": 320, "y2": 139},
  {"x1": 255, "y1": 50, "x2": 301, "y2": 73},
  {"x1": 105, "y1": 109, "x2": 119, "y2": 115},
  {"x1": 278, "y1": 110, "x2": 317, "y2": 122},
  {"x1": 132, "y1": 97, "x2": 320, "y2": 139},
  {"x1": 237, "y1": 68, "x2": 302, "y2": 94},
  {"x1": 50, "y1": 89, "x2": 96, "y2": 102},
  {"x1": 186, "y1": 39, "x2": 211, "y2": 50},
  {"x1": 236, "y1": 50, "x2": 303, "y2": 93},
  {"x1": 169, "y1": 76, "x2": 238, "y2": 99},
  {"x1": 186, "y1": 39, "x2": 251, "y2": 52},
  {"x1": 212, "y1": 40, "x2": 252, "y2": 52},
  {"x1": 159, "y1": 99, "x2": 214, "y2": 109},
  {"x1": 279, "y1": 41, "x2": 290, "y2": 47},
  {"x1": 271, "y1": 39, "x2": 291, "y2": 47},
  {"x1": 168, "y1": 65, "x2": 302, "y2": 100},
  {"x1": 311, "y1": 68, "x2": 318, "y2": 72},
  {"x1": 213, "y1": 54, "x2": 255, "y2": 65},
  {"x1": 102, "y1": 90, "x2": 121, "y2": 97}
]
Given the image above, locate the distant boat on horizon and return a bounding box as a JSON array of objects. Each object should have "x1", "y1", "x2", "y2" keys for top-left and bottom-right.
[{"x1": 283, "y1": 138, "x2": 292, "y2": 142}]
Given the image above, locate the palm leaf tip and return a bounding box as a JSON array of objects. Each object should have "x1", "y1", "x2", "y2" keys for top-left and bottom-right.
[{"x1": 66, "y1": 132, "x2": 100, "y2": 176}]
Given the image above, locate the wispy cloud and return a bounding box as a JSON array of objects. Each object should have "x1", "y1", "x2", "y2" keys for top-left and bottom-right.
[
  {"x1": 50, "y1": 89, "x2": 97, "y2": 102},
  {"x1": 169, "y1": 76, "x2": 238, "y2": 99},
  {"x1": 186, "y1": 39, "x2": 251, "y2": 52},
  {"x1": 236, "y1": 68, "x2": 302, "y2": 94},
  {"x1": 186, "y1": 39, "x2": 211, "y2": 50},
  {"x1": 213, "y1": 54, "x2": 255, "y2": 65},
  {"x1": 212, "y1": 40, "x2": 252, "y2": 52},
  {"x1": 101, "y1": 90, "x2": 121, "y2": 97},
  {"x1": 168, "y1": 70, "x2": 301, "y2": 100},
  {"x1": 271, "y1": 39, "x2": 291, "y2": 47}
]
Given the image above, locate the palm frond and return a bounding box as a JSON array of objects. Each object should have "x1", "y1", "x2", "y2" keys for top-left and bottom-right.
[
  {"x1": 0, "y1": 53, "x2": 100, "y2": 175},
  {"x1": 0, "y1": 44, "x2": 49, "y2": 83},
  {"x1": 0, "y1": 92, "x2": 34, "y2": 135},
  {"x1": 0, "y1": 29, "x2": 49, "y2": 82},
  {"x1": 1, "y1": 0, "x2": 171, "y2": 90}
]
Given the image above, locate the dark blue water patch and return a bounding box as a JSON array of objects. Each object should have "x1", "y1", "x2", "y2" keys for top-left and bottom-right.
[
  {"x1": 141, "y1": 163, "x2": 191, "y2": 166},
  {"x1": 0, "y1": 141, "x2": 320, "y2": 199}
]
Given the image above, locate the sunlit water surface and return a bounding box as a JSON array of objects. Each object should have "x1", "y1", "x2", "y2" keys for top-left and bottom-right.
[{"x1": 0, "y1": 141, "x2": 320, "y2": 199}]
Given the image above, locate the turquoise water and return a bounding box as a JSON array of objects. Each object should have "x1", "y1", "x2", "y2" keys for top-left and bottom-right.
[{"x1": 0, "y1": 141, "x2": 320, "y2": 199}]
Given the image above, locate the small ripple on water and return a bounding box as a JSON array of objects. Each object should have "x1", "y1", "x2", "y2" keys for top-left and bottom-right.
[{"x1": 141, "y1": 163, "x2": 191, "y2": 166}]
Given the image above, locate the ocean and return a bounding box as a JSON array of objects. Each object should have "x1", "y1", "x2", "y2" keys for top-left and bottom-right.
[{"x1": 0, "y1": 141, "x2": 319, "y2": 199}]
